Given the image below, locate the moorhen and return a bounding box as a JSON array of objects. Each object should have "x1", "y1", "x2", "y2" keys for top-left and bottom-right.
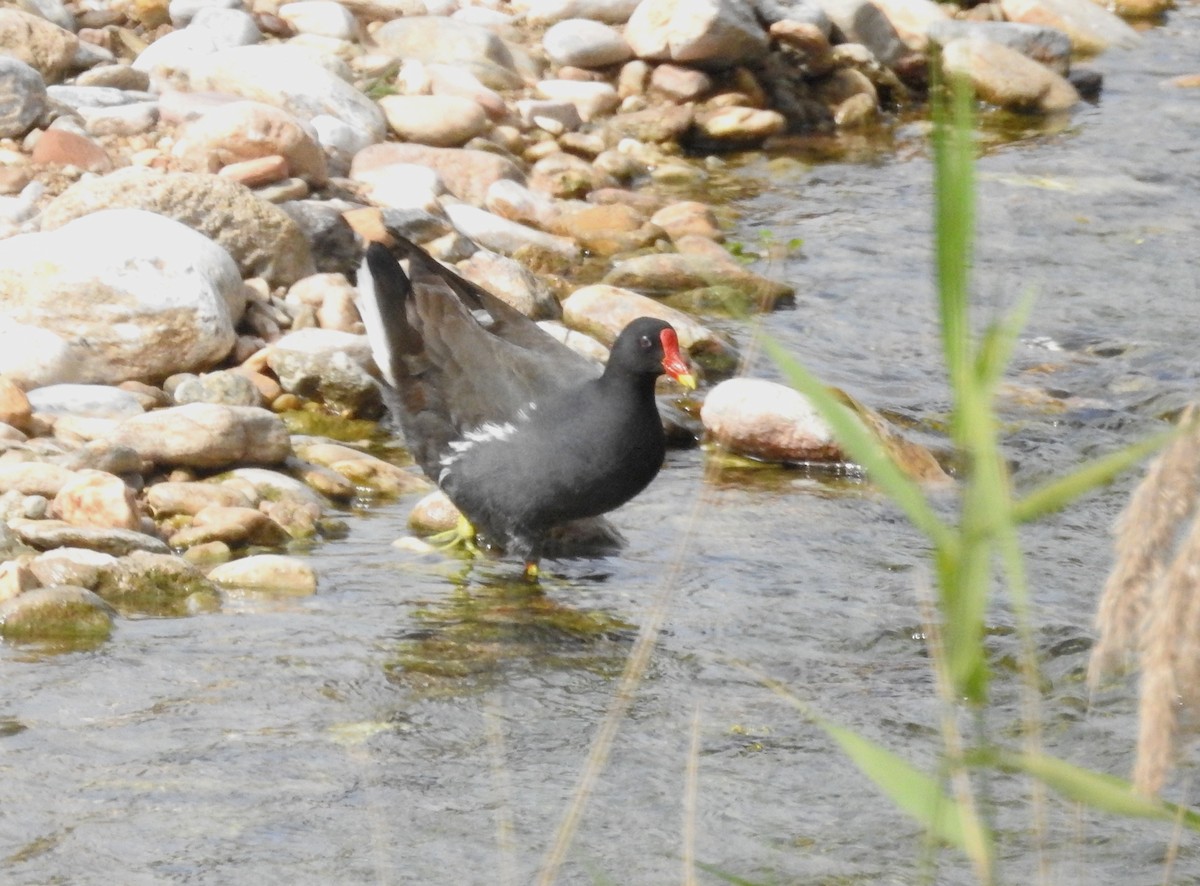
[{"x1": 356, "y1": 237, "x2": 696, "y2": 578}]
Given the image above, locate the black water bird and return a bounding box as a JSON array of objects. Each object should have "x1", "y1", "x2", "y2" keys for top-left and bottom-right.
[{"x1": 356, "y1": 237, "x2": 696, "y2": 578}]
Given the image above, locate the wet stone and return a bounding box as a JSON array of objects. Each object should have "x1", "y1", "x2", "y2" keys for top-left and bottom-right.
[
  {"x1": 93, "y1": 550, "x2": 219, "y2": 617},
  {"x1": 0, "y1": 584, "x2": 116, "y2": 644},
  {"x1": 8, "y1": 518, "x2": 171, "y2": 556},
  {"x1": 207, "y1": 553, "x2": 317, "y2": 595}
]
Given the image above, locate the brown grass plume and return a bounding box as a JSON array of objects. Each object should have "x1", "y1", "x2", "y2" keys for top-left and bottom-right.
[{"x1": 1089, "y1": 406, "x2": 1200, "y2": 793}]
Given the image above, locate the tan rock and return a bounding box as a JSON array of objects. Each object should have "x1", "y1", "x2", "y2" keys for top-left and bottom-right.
[
  {"x1": 0, "y1": 462, "x2": 76, "y2": 497},
  {"x1": 52, "y1": 469, "x2": 141, "y2": 530},
  {"x1": 31, "y1": 129, "x2": 113, "y2": 173},
  {"x1": 0, "y1": 9, "x2": 79, "y2": 83},
  {"x1": 999, "y1": 0, "x2": 1139, "y2": 53},
  {"x1": 170, "y1": 504, "x2": 291, "y2": 547},
  {"x1": 378, "y1": 95, "x2": 489, "y2": 147},
  {"x1": 207, "y1": 553, "x2": 317, "y2": 594},
  {"x1": 650, "y1": 201, "x2": 723, "y2": 242},
  {"x1": 942, "y1": 38, "x2": 1079, "y2": 112},
  {"x1": 0, "y1": 556, "x2": 38, "y2": 604},
  {"x1": 146, "y1": 481, "x2": 257, "y2": 517},
  {"x1": 692, "y1": 106, "x2": 786, "y2": 146},
  {"x1": 218, "y1": 155, "x2": 290, "y2": 188},
  {"x1": 0, "y1": 377, "x2": 32, "y2": 431}
]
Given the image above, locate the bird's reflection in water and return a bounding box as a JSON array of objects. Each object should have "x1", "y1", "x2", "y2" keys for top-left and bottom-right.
[{"x1": 383, "y1": 561, "x2": 635, "y2": 694}]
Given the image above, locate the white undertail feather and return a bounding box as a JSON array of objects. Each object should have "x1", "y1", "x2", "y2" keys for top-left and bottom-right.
[{"x1": 355, "y1": 251, "x2": 398, "y2": 387}]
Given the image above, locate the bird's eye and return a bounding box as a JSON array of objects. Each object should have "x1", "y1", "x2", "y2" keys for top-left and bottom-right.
[{"x1": 639, "y1": 335, "x2": 653, "y2": 349}]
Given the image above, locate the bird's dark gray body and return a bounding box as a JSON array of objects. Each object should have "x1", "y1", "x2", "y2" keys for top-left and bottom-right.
[{"x1": 357, "y1": 237, "x2": 688, "y2": 566}]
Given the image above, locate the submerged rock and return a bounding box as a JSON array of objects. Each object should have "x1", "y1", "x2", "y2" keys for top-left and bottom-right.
[
  {"x1": 207, "y1": 553, "x2": 317, "y2": 595},
  {"x1": 0, "y1": 585, "x2": 116, "y2": 643}
]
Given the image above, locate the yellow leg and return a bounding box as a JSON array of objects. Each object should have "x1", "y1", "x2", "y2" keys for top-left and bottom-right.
[
  {"x1": 523, "y1": 561, "x2": 540, "y2": 581},
  {"x1": 426, "y1": 514, "x2": 481, "y2": 557}
]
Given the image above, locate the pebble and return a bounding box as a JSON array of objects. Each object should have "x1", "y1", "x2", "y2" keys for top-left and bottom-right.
[
  {"x1": 169, "y1": 504, "x2": 292, "y2": 548},
  {"x1": 518, "y1": 0, "x2": 641, "y2": 23},
  {"x1": 30, "y1": 128, "x2": 113, "y2": 172},
  {"x1": 454, "y1": 250, "x2": 562, "y2": 318},
  {"x1": 278, "y1": 0, "x2": 358, "y2": 40},
  {"x1": 91, "y1": 550, "x2": 220, "y2": 616},
  {"x1": 371, "y1": 16, "x2": 524, "y2": 91},
  {"x1": 172, "y1": 100, "x2": 329, "y2": 187},
  {"x1": 650, "y1": 201, "x2": 724, "y2": 242},
  {"x1": 0, "y1": 463, "x2": 77, "y2": 497},
  {"x1": 443, "y1": 203, "x2": 580, "y2": 259},
  {"x1": 998, "y1": 0, "x2": 1139, "y2": 53},
  {"x1": 942, "y1": 38, "x2": 1079, "y2": 113},
  {"x1": 602, "y1": 252, "x2": 795, "y2": 305},
  {"x1": 105, "y1": 403, "x2": 292, "y2": 468},
  {"x1": 378, "y1": 94, "x2": 489, "y2": 147},
  {"x1": 291, "y1": 440, "x2": 430, "y2": 495},
  {"x1": 0, "y1": 8, "x2": 79, "y2": 84},
  {"x1": 407, "y1": 489, "x2": 461, "y2": 534},
  {"x1": 927, "y1": 20, "x2": 1072, "y2": 74},
  {"x1": 535, "y1": 79, "x2": 620, "y2": 122},
  {"x1": 0, "y1": 57, "x2": 45, "y2": 138},
  {"x1": 146, "y1": 481, "x2": 256, "y2": 517},
  {"x1": 172, "y1": 370, "x2": 264, "y2": 407},
  {"x1": 869, "y1": 0, "x2": 950, "y2": 51},
  {"x1": 350, "y1": 143, "x2": 523, "y2": 208},
  {"x1": 624, "y1": 0, "x2": 769, "y2": 66},
  {"x1": 265, "y1": 328, "x2": 381, "y2": 416},
  {"x1": 561, "y1": 283, "x2": 718, "y2": 352},
  {"x1": 207, "y1": 553, "x2": 318, "y2": 595},
  {"x1": 0, "y1": 379, "x2": 32, "y2": 431},
  {"x1": 51, "y1": 470, "x2": 142, "y2": 530},
  {"x1": 184, "y1": 44, "x2": 387, "y2": 143},
  {"x1": 543, "y1": 19, "x2": 633, "y2": 68},
  {"x1": 8, "y1": 519, "x2": 170, "y2": 556},
  {"x1": 26, "y1": 385, "x2": 146, "y2": 419}
]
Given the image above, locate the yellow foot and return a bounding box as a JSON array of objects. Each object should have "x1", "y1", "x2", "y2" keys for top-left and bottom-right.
[
  {"x1": 426, "y1": 514, "x2": 481, "y2": 557},
  {"x1": 523, "y1": 561, "x2": 540, "y2": 582}
]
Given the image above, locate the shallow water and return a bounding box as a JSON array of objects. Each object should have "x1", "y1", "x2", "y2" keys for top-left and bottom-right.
[{"x1": 6, "y1": 11, "x2": 1200, "y2": 885}]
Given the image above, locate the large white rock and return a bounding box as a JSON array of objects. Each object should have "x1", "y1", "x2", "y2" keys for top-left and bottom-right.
[
  {"x1": 700, "y1": 378, "x2": 839, "y2": 463},
  {"x1": 624, "y1": 0, "x2": 768, "y2": 67},
  {"x1": 183, "y1": 44, "x2": 386, "y2": 142},
  {"x1": 0, "y1": 210, "x2": 240, "y2": 386}
]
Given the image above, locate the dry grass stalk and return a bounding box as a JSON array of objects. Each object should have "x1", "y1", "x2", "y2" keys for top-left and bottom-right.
[
  {"x1": 1088, "y1": 406, "x2": 1200, "y2": 687},
  {"x1": 1088, "y1": 406, "x2": 1200, "y2": 793},
  {"x1": 1132, "y1": 514, "x2": 1200, "y2": 793}
]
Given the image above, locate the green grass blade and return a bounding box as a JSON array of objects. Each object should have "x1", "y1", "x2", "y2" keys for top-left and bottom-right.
[
  {"x1": 1012, "y1": 427, "x2": 1177, "y2": 523},
  {"x1": 932, "y1": 69, "x2": 976, "y2": 440},
  {"x1": 818, "y1": 715, "x2": 989, "y2": 854},
  {"x1": 997, "y1": 751, "x2": 1200, "y2": 829},
  {"x1": 763, "y1": 338, "x2": 954, "y2": 552},
  {"x1": 974, "y1": 290, "x2": 1036, "y2": 393}
]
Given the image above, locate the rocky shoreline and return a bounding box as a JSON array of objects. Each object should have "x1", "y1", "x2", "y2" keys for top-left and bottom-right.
[{"x1": 0, "y1": 0, "x2": 1156, "y2": 642}]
